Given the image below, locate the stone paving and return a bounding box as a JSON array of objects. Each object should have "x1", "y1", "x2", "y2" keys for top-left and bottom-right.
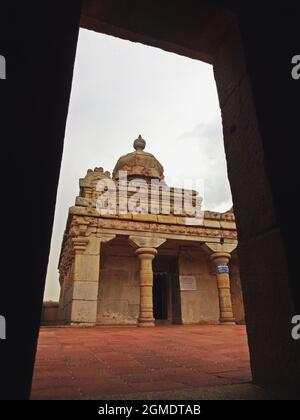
[{"x1": 31, "y1": 325, "x2": 251, "y2": 400}]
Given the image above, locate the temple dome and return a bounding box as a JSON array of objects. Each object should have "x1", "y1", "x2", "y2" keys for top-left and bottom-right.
[{"x1": 112, "y1": 135, "x2": 164, "y2": 180}]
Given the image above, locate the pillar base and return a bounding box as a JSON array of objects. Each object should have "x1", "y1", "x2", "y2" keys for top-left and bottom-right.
[
  {"x1": 220, "y1": 320, "x2": 236, "y2": 325},
  {"x1": 138, "y1": 319, "x2": 155, "y2": 327}
]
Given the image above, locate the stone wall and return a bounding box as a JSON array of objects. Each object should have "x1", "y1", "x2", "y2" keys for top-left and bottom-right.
[
  {"x1": 178, "y1": 248, "x2": 220, "y2": 324},
  {"x1": 96, "y1": 241, "x2": 244, "y2": 326},
  {"x1": 41, "y1": 302, "x2": 59, "y2": 326},
  {"x1": 58, "y1": 259, "x2": 75, "y2": 324},
  {"x1": 97, "y1": 242, "x2": 139, "y2": 325},
  {"x1": 58, "y1": 284, "x2": 74, "y2": 324}
]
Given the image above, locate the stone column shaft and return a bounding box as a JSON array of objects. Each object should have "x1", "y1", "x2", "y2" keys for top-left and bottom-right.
[
  {"x1": 136, "y1": 247, "x2": 157, "y2": 327},
  {"x1": 210, "y1": 252, "x2": 235, "y2": 324},
  {"x1": 129, "y1": 236, "x2": 166, "y2": 327}
]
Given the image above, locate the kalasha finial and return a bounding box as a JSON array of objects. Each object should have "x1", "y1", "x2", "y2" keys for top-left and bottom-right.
[{"x1": 133, "y1": 135, "x2": 146, "y2": 151}]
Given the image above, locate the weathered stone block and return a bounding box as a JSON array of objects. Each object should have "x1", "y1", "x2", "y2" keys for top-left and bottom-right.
[
  {"x1": 72, "y1": 281, "x2": 98, "y2": 301},
  {"x1": 128, "y1": 303, "x2": 139, "y2": 318},
  {"x1": 157, "y1": 215, "x2": 177, "y2": 224},
  {"x1": 203, "y1": 219, "x2": 220, "y2": 228},
  {"x1": 97, "y1": 300, "x2": 135, "y2": 324},
  {"x1": 85, "y1": 236, "x2": 101, "y2": 255},
  {"x1": 100, "y1": 269, "x2": 129, "y2": 299},
  {"x1": 71, "y1": 300, "x2": 97, "y2": 324},
  {"x1": 73, "y1": 254, "x2": 100, "y2": 282},
  {"x1": 220, "y1": 220, "x2": 236, "y2": 230},
  {"x1": 132, "y1": 213, "x2": 158, "y2": 222}
]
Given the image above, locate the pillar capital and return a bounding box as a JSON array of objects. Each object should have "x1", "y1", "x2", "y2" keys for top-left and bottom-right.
[
  {"x1": 72, "y1": 237, "x2": 89, "y2": 255},
  {"x1": 210, "y1": 252, "x2": 231, "y2": 266},
  {"x1": 202, "y1": 241, "x2": 237, "y2": 256},
  {"x1": 72, "y1": 233, "x2": 116, "y2": 257},
  {"x1": 135, "y1": 247, "x2": 157, "y2": 259},
  {"x1": 128, "y1": 235, "x2": 166, "y2": 250}
]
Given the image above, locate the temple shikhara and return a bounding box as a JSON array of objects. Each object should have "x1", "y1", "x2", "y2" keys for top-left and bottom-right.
[{"x1": 53, "y1": 136, "x2": 244, "y2": 327}]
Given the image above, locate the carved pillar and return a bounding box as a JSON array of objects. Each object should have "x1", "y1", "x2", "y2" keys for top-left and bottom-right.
[
  {"x1": 203, "y1": 242, "x2": 237, "y2": 325},
  {"x1": 210, "y1": 252, "x2": 235, "y2": 324},
  {"x1": 129, "y1": 236, "x2": 166, "y2": 327},
  {"x1": 135, "y1": 248, "x2": 157, "y2": 326},
  {"x1": 70, "y1": 233, "x2": 115, "y2": 326}
]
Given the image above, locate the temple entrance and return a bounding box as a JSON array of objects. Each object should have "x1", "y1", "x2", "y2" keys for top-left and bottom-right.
[
  {"x1": 153, "y1": 256, "x2": 182, "y2": 324},
  {"x1": 153, "y1": 273, "x2": 168, "y2": 321}
]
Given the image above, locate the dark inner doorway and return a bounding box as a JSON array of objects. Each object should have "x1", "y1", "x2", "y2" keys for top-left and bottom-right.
[
  {"x1": 153, "y1": 273, "x2": 168, "y2": 320},
  {"x1": 153, "y1": 255, "x2": 182, "y2": 324}
]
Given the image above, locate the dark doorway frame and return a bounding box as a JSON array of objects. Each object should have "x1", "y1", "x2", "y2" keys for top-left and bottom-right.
[
  {"x1": 2, "y1": 0, "x2": 300, "y2": 399},
  {"x1": 153, "y1": 255, "x2": 182, "y2": 325}
]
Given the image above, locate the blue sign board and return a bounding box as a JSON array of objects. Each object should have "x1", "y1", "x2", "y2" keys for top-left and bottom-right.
[{"x1": 217, "y1": 265, "x2": 229, "y2": 274}]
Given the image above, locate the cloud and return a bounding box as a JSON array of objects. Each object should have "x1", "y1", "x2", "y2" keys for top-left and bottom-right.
[{"x1": 177, "y1": 118, "x2": 232, "y2": 211}]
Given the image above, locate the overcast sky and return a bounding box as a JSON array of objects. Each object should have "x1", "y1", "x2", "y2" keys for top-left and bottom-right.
[{"x1": 44, "y1": 28, "x2": 232, "y2": 301}]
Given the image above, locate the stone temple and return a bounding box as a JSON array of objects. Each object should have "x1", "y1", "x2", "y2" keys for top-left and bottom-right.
[{"x1": 54, "y1": 136, "x2": 244, "y2": 327}]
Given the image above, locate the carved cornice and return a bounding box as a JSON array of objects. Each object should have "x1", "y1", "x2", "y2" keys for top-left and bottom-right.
[
  {"x1": 68, "y1": 208, "x2": 236, "y2": 230},
  {"x1": 68, "y1": 214, "x2": 237, "y2": 240},
  {"x1": 58, "y1": 206, "x2": 237, "y2": 270}
]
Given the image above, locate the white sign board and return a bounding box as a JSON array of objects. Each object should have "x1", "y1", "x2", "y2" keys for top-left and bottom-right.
[{"x1": 179, "y1": 275, "x2": 197, "y2": 291}]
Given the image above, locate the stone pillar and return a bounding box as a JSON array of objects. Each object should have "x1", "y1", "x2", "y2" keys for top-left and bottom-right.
[
  {"x1": 203, "y1": 242, "x2": 237, "y2": 325},
  {"x1": 129, "y1": 236, "x2": 166, "y2": 327},
  {"x1": 135, "y1": 247, "x2": 157, "y2": 326},
  {"x1": 210, "y1": 252, "x2": 235, "y2": 324},
  {"x1": 71, "y1": 233, "x2": 115, "y2": 326}
]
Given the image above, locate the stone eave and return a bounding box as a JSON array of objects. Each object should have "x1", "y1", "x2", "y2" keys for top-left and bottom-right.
[
  {"x1": 68, "y1": 206, "x2": 237, "y2": 230},
  {"x1": 58, "y1": 206, "x2": 237, "y2": 270}
]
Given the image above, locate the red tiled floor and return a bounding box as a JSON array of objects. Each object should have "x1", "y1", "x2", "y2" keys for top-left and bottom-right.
[{"x1": 31, "y1": 325, "x2": 251, "y2": 399}]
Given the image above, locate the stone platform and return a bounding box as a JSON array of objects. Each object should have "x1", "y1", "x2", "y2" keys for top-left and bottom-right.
[{"x1": 31, "y1": 325, "x2": 252, "y2": 400}]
